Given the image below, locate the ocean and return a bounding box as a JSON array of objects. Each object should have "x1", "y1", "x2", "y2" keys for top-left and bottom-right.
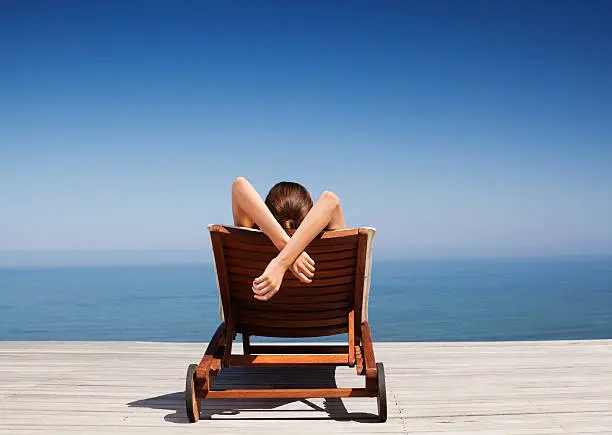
[{"x1": 1, "y1": 259, "x2": 611, "y2": 342}]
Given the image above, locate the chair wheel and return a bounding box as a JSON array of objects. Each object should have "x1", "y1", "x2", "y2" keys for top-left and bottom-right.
[
  {"x1": 185, "y1": 364, "x2": 200, "y2": 423},
  {"x1": 376, "y1": 362, "x2": 387, "y2": 422}
]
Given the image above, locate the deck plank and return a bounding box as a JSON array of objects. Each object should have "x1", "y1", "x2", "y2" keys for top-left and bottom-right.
[{"x1": 1, "y1": 340, "x2": 611, "y2": 434}]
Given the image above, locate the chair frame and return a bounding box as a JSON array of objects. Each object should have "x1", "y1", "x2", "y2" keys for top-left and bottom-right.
[{"x1": 185, "y1": 225, "x2": 386, "y2": 422}]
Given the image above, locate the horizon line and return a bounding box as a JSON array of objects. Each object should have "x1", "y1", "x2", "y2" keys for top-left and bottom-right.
[{"x1": 1, "y1": 254, "x2": 611, "y2": 271}]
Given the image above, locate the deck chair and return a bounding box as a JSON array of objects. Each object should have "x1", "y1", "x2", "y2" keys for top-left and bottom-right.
[{"x1": 185, "y1": 224, "x2": 386, "y2": 422}]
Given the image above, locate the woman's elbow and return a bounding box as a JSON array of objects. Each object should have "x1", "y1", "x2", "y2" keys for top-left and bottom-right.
[
  {"x1": 233, "y1": 176, "x2": 249, "y2": 191},
  {"x1": 322, "y1": 190, "x2": 340, "y2": 205}
]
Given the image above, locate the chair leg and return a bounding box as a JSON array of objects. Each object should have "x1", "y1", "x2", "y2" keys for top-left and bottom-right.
[
  {"x1": 243, "y1": 333, "x2": 251, "y2": 355},
  {"x1": 360, "y1": 322, "x2": 377, "y2": 378},
  {"x1": 204, "y1": 322, "x2": 226, "y2": 357},
  {"x1": 193, "y1": 322, "x2": 225, "y2": 409},
  {"x1": 223, "y1": 319, "x2": 234, "y2": 366}
]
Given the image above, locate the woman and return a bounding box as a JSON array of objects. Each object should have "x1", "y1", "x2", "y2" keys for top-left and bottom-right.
[{"x1": 231, "y1": 177, "x2": 346, "y2": 301}]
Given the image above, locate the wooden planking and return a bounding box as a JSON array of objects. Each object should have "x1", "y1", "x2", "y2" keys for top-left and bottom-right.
[
  {"x1": 229, "y1": 274, "x2": 354, "y2": 288},
  {"x1": 229, "y1": 281, "x2": 354, "y2": 299},
  {"x1": 230, "y1": 282, "x2": 354, "y2": 298},
  {"x1": 224, "y1": 249, "x2": 276, "y2": 263},
  {"x1": 219, "y1": 230, "x2": 359, "y2": 248},
  {"x1": 228, "y1": 354, "x2": 348, "y2": 366},
  {"x1": 235, "y1": 307, "x2": 350, "y2": 322},
  {"x1": 223, "y1": 239, "x2": 358, "y2": 255},
  {"x1": 229, "y1": 288, "x2": 352, "y2": 305},
  {"x1": 310, "y1": 250, "x2": 358, "y2": 262},
  {"x1": 237, "y1": 316, "x2": 349, "y2": 329},
  {"x1": 2, "y1": 340, "x2": 612, "y2": 434},
  {"x1": 223, "y1": 239, "x2": 278, "y2": 254},
  {"x1": 248, "y1": 345, "x2": 349, "y2": 354},
  {"x1": 310, "y1": 257, "x2": 357, "y2": 270},
  {"x1": 227, "y1": 264, "x2": 356, "y2": 280},
  {"x1": 237, "y1": 324, "x2": 349, "y2": 337},
  {"x1": 218, "y1": 224, "x2": 360, "y2": 347},
  {"x1": 224, "y1": 248, "x2": 357, "y2": 264},
  {"x1": 225, "y1": 256, "x2": 357, "y2": 271},
  {"x1": 232, "y1": 299, "x2": 353, "y2": 313},
  {"x1": 208, "y1": 224, "x2": 360, "y2": 240}
]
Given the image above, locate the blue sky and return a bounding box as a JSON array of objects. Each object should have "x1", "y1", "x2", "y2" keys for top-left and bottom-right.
[{"x1": 1, "y1": 0, "x2": 611, "y2": 264}]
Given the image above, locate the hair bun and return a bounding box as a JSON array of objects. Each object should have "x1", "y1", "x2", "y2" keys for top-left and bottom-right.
[{"x1": 283, "y1": 219, "x2": 297, "y2": 230}]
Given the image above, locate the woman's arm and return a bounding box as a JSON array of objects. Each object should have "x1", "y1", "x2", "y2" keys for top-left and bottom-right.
[
  {"x1": 325, "y1": 191, "x2": 346, "y2": 231},
  {"x1": 232, "y1": 177, "x2": 315, "y2": 282},
  {"x1": 232, "y1": 177, "x2": 288, "y2": 250},
  {"x1": 253, "y1": 190, "x2": 345, "y2": 300}
]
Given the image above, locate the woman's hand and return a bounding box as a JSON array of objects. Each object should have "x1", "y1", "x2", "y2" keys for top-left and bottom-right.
[
  {"x1": 290, "y1": 252, "x2": 315, "y2": 283},
  {"x1": 252, "y1": 256, "x2": 290, "y2": 301},
  {"x1": 252, "y1": 252, "x2": 315, "y2": 301}
]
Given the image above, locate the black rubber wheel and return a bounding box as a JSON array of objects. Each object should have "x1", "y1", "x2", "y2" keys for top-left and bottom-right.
[
  {"x1": 376, "y1": 362, "x2": 387, "y2": 423},
  {"x1": 185, "y1": 364, "x2": 200, "y2": 423}
]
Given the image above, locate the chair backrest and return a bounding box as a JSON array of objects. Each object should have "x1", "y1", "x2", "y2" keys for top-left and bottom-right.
[{"x1": 208, "y1": 224, "x2": 375, "y2": 338}]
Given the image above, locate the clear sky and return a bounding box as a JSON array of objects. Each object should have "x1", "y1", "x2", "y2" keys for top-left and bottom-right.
[{"x1": 1, "y1": 0, "x2": 611, "y2": 264}]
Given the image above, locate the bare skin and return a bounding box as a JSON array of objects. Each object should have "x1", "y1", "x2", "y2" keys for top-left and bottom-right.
[
  {"x1": 231, "y1": 177, "x2": 346, "y2": 301},
  {"x1": 232, "y1": 177, "x2": 316, "y2": 283}
]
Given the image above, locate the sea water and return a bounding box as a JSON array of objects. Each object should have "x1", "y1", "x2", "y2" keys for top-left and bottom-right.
[{"x1": 1, "y1": 259, "x2": 611, "y2": 342}]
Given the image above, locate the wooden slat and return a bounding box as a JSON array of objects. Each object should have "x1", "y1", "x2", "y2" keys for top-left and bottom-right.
[
  {"x1": 218, "y1": 230, "x2": 276, "y2": 246},
  {"x1": 232, "y1": 299, "x2": 352, "y2": 313},
  {"x1": 224, "y1": 249, "x2": 358, "y2": 265},
  {"x1": 224, "y1": 239, "x2": 358, "y2": 255},
  {"x1": 237, "y1": 316, "x2": 349, "y2": 329},
  {"x1": 230, "y1": 282, "x2": 354, "y2": 299},
  {"x1": 238, "y1": 324, "x2": 348, "y2": 337},
  {"x1": 248, "y1": 344, "x2": 349, "y2": 354},
  {"x1": 224, "y1": 249, "x2": 276, "y2": 263},
  {"x1": 300, "y1": 243, "x2": 358, "y2": 254},
  {"x1": 229, "y1": 274, "x2": 354, "y2": 288},
  {"x1": 312, "y1": 257, "x2": 358, "y2": 270},
  {"x1": 206, "y1": 387, "x2": 373, "y2": 399},
  {"x1": 318, "y1": 228, "x2": 359, "y2": 238},
  {"x1": 229, "y1": 288, "x2": 352, "y2": 304},
  {"x1": 235, "y1": 307, "x2": 350, "y2": 322},
  {"x1": 269, "y1": 283, "x2": 354, "y2": 296},
  {"x1": 223, "y1": 239, "x2": 278, "y2": 253},
  {"x1": 225, "y1": 256, "x2": 268, "y2": 270},
  {"x1": 210, "y1": 224, "x2": 360, "y2": 239},
  {"x1": 310, "y1": 250, "x2": 358, "y2": 262},
  {"x1": 220, "y1": 230, "x2": 359, "y2": 247},
  {"x1": 283, "y1": 228, "x2": 360, "y2": 240},
  {"x1": 227, "y1": 264, "x2": 357, "y2": 280},
  {"x1": 225, "y1": 256, "x2": 357, "y2": 271},
  {"x1": 228, "y1": 354, "x2": 348, "y2": 366}
]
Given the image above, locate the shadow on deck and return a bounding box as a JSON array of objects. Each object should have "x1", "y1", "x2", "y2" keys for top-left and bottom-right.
[{"x1": 128, "y1": 366, "x2": 378, "y2": 423}]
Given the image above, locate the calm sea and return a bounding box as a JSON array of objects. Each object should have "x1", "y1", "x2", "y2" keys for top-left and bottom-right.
[{"x1": 1, "y1": 259, "x2": 611, "y2": 342}]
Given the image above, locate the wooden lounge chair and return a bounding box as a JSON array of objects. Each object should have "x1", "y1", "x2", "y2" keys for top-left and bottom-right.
[{"x1": 185, "y1": 224, "x2": 386, "y2": 422}]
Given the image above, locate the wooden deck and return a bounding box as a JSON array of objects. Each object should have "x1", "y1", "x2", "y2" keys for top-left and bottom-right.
[{"x1": 1, "y1": 340, "x2": 611, "y2": 434}]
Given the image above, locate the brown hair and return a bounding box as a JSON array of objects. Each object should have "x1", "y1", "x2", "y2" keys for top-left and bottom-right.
[{"x1": 265, "y1": 181, "x2": 313, "y2": 230}]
